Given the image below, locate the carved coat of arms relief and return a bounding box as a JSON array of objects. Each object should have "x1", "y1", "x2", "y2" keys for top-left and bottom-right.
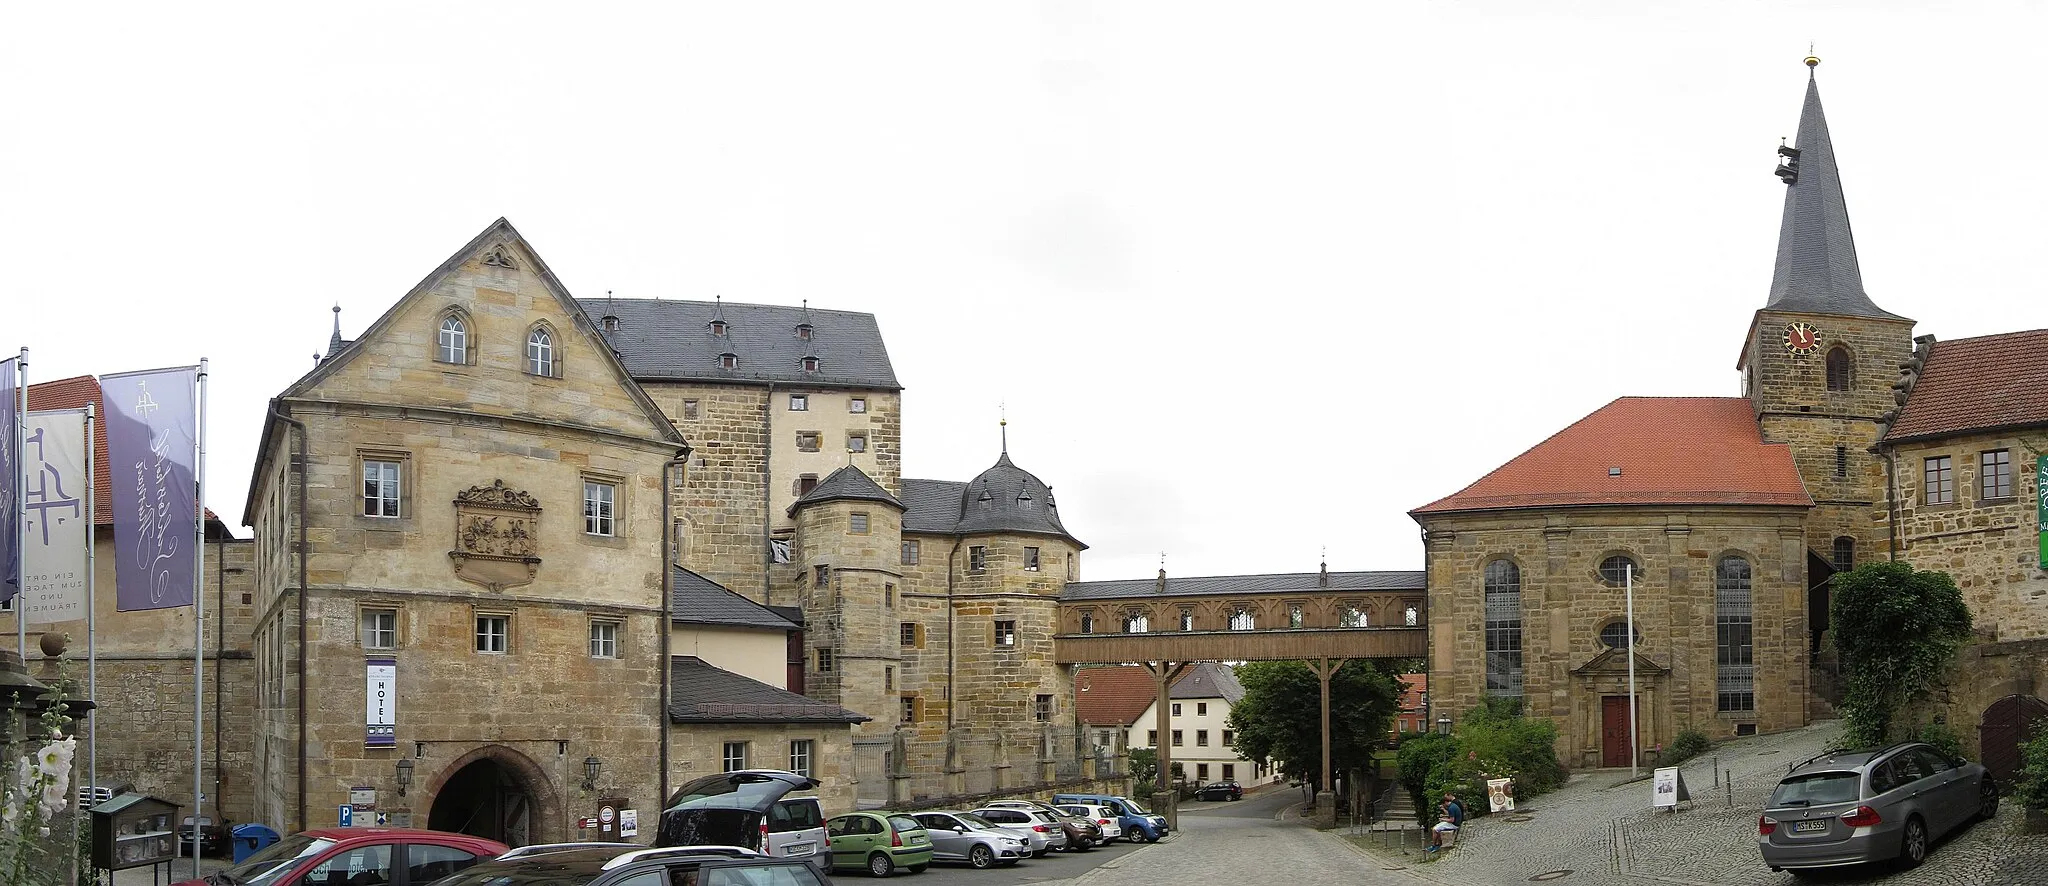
[{"x1": 448, "y1": 479, "x2": 543, "y2": 592}]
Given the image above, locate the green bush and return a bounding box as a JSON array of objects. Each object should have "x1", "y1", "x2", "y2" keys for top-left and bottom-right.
[
  {"x1": 1914, "y1": 722, "x2": 1966, "y2": 761},
  {"x1": 2017, "y1": 729, "x2": 2048, "y2": 811},
  {"x1": 1663, "y1": 729, "x2": 1712, "y2": 767},
  {"x1": 1394, "y1": 702, "x2": 1565, "y2": 824}
]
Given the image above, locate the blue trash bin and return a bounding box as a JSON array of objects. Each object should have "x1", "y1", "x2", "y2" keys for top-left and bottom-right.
[{"x1": 232, "y1": 824, "x2": 281, "y2": 863}]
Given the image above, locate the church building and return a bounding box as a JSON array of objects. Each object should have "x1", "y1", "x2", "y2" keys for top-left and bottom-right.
[{"x1": 1413, "y1": 60, "x2": 2046, "y2": 770}]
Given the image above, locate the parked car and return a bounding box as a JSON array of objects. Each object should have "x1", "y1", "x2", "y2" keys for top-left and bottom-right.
[
  {"x1": 908, "y1": 812, "x2": 1029, "y2": 869},
  {"x1": 1758, "y1": 741, "x2": 1997, "y2": 874},
  {"x1": 1193, "y1": 781, "x2": 1244, "y2": 802},
  {"x1": 967, "y1": 807, "x2": 1064, "y2": 856},
  {"x1": 180, "y1": 816, "x2": 230, "y2": 858},
  {"x1": 431, "y1": 843, "x2": 829, "y2": 886},
  {"x1": 1042, "y1": 808, "x2": 1102, "y2": 850},
  {"x1": 1051, "y1": 793, "x2": 1168, "y2": 842},
  {"x1": 825, "y1": 812, "x2": 933, "y2": 877},
  {"x1": 1052, "y1": 804, "x2": 1122, "y2": 843},
  {"x1": 655, "y1": 769, "x2": 831, "y2": 876},
  {"x1": 174, "y1": 827, "x2": 507, "y2": 886}
]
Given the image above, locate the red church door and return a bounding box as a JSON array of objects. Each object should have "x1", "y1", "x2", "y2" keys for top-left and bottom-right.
[{"x1": 1601, "y1": 696, "x2": 1633, "y2": 768}]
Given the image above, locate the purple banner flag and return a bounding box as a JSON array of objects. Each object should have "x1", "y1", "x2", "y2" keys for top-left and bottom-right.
[
  {"x1": 0, "y1": 358, "x2": 16, "y2": 600},
  {"x1": 102, "y1": 366, "x2": 200, "y2": 611}
]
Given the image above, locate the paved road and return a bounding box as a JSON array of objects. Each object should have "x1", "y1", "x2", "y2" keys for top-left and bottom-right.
[
  {"x1": 1053, "y1": 785, "x2": 1421, "y2": 886},
  {"x1": 897, "y1": 831, "x2": 1151, "y2": 886}
]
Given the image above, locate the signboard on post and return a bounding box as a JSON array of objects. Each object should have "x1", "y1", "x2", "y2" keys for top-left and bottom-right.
[
  {"x1": 1652, "y1": 767, "x2": 1691, "y2": 809},
  {"x1": 338, "y1": 806, "x2": 354, "y2": 828}
]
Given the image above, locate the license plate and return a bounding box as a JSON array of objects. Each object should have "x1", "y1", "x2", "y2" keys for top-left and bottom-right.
[
  {"x1": 1792, "y1": 820, "x2": 1827, "y2": 834},
  {"x1": 786, "y1": 844, "x2": 817, "y2": 856}
]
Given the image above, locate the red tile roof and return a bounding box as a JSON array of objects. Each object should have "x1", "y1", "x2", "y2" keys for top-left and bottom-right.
[
  {"x1": 1884, "y1": 329, "x2": 2048, "y2": 443},
  {"x1": 1411, "y1": 397, "x2": 1813, "y2": 515},
  {"x1": 24, "y1": 375, "x2": 225, "y2": 532},
  {"x1": 1398, "y1": 673, "x2": 1427, "y2": 713},
  {"x1": 1075, "y1": 666, "x2": 1158, "y2": 728}
]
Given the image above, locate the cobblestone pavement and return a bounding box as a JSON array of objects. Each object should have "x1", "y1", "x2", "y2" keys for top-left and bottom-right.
[
  {"x1": 1346, "y1": 720, "x2": 2048, "y2": 886},
  {"x1": 1063, "y1": 785, "x2": 1427, "y2": 886}
]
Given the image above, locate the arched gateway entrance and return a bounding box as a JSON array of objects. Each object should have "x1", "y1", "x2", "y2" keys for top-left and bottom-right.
[{"x1": 425, "y1": 746, "x2": 559, "y2": 848}]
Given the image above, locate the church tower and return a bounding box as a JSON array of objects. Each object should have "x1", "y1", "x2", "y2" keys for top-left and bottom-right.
[{"x1": 1738, "y1": 57, "x2": 1914, "y2": 582}]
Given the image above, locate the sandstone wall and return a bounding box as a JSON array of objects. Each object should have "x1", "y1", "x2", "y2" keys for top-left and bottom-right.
[
  {"x1": 668, "y1": 723, "x2": 856, "y2": 814},
  {"x1": 1420, "y1": 506, "x2": 1810, "y2": 768}
]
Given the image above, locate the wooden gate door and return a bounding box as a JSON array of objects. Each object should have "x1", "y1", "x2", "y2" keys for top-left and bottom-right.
[
  {"x1": 1601, "y1": 696, "x2": 1632, "y2": 768},
  {"x1": 1980, "y1": 694, "x2": 2048, "y2": 785}
]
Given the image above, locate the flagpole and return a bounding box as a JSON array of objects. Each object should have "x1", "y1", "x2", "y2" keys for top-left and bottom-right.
[
  {"x1": 16, "y1": 347, "x2": 26, "y2": 659},
  {"x1": 85, "y1": 401, "x2": 97, "y2": 797},
  {"x1": 1627, "y1": 562, "x2": 1639, "y2": 778},
  {"x1": 192, "y1": 358, "x2": 208, "y2": 881}
]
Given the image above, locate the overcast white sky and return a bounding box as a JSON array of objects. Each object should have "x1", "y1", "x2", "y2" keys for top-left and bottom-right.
[{"x1": 4, "y1": 2, "x2": 2042, "y2": 582}]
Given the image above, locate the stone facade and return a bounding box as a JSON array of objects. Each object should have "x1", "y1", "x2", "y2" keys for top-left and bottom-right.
[
  {"x1": 667, "y1": 724, "x2": 856, "y2": 813},
  {"x1": 4, "y1": 531, "x2": 258, "y2": 823},
  {"x1": 1421, "y1": 507, "x2": 1810, "y2": 767},
  {"x1": 245, "y1": 224, "x2": 690, "y2": 841}
]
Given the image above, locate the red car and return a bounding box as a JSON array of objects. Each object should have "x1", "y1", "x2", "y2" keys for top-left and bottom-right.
[{"x1": 176, "y1": 828, "x2": 508, "y2": 886}]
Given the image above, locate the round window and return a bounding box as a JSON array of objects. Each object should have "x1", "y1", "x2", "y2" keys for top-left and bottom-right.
[
  {"x1": 1598, "y1": 556, "x2": 1639, "y2": 586},
  {"x1": 1599, "y1": 621, "x2": 1643, "y2": 649}
]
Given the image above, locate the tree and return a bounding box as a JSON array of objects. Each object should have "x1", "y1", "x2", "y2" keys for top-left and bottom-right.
[
  {"x1": 1830, "y1": 561, "x2": 1974, "y2": 748},
  {"x1": 1226, "y1": 660, "x2": 1400, "y2": 789}
]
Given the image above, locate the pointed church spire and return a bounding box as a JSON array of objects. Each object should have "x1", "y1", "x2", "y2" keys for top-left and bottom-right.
[
  {"x1": 1765, "y1": 56, "x2": 1905, "y2": 320},
  {"x1": 328, "y1": 303, "x2": 345, "y2": 354}
]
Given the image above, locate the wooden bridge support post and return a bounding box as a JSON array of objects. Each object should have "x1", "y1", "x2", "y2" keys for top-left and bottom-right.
[
  {"x1": 1145, "y1": 660, "x2": 1189, "y2": 829},
  {"x1": 1307, "y1": 657, "x2": 1345, "y2": 828}
]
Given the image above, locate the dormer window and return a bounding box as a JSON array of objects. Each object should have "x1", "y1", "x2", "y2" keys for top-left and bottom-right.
[
  {"x1": 710, "y1": 320, "x2": 728, "y2": 336},
  {"x1": 718, "y1": 353, "x2": 738, "y2": 369},
  {"x1": 796, "y1": 324, "x2": 813, "y2": 340},
  {"x1": 601, "y1": 315, "x2": 619, "y2": 333},
  {"x1": 801, "y1": 356, "x2": 820, "y2": 373}
]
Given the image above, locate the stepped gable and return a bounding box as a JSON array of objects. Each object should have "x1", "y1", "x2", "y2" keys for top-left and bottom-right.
[
  {"x1": 1411, "y1": 397, "x2": 1812, "y2": 515},
  {"x1": 1884, "y1": 329, "x2": 2048, "y2": 443}
]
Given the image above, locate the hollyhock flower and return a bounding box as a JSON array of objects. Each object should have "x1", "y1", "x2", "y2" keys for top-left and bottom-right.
[{"x1": 36, "y1": 739, "x2": 74, "y2": 778}]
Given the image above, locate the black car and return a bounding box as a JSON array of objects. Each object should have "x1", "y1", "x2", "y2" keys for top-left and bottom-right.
[
  {"x1": 430, "y1": 844, "x2": 829, "y2": 886},
  {"x1": 179, "y1": 816, "x2": 230, "y2": 858},
  {"x1": 1193, "y1": 781, "x2": 1243, "y2": 801}
]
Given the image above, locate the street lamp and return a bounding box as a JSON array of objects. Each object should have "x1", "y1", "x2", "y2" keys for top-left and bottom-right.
[
  {"x1": 583, "y1": 756, "x2": 603, "y2": 791},
  {"x1": 1437, "y1": 716, "x2": 1452, "y2": 736},
  {"x1": 395, "y1": 758, "x2": 415, "y2": 797}
]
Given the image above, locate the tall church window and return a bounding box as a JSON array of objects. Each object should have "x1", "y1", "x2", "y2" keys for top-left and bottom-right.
[
  {"x1": 526, "y1": 327, "x2": 554, "y2": 376},
  {"x1": 1483, "y1": 560, "x2": 1523, "y2": 698},
  {"x1": 1825, "y1": 347, "x2": 1852, "y2": 391},
  {"x1": 437, "y1": 315, "x2": 468, "y2": 364},
  {"x1": 1831, "y1": 537, "x2": 1855, "y2": 574},
  {"x1": 1715, "y1": 556, "x2": 1755, "y2": 713}
]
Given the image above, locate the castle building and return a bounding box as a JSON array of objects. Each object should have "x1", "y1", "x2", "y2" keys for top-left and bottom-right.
[{"x1": 1413, "y1": 62, "x2": 2046, "y2": 769}]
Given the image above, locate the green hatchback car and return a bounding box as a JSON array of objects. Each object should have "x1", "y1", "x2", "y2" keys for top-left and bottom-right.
[{"x1": 826, "y1": 812, "x2": 933, "y2": 877}]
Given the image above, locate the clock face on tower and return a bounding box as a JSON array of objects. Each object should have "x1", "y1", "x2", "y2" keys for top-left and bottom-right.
[{"x1": 1783, "y1": 322, "x2": 1820, "y2": 355}]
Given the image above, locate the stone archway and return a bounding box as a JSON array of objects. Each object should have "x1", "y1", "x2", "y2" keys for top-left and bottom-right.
[{"x1": 422, "y1": 745, "x2": 562, "y2": 848}]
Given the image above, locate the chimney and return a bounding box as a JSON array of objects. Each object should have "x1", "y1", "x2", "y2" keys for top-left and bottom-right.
[
  {"x1": 1318, "y1": 560, "x2": 1329, "y2": 588},
  {"x1": 1155, "y1": 568, "x2": 1167, "y2": 595}
]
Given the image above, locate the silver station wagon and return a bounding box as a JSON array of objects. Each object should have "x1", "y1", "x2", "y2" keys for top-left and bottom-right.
[{"x1": 1758, "y1": 741, "x2": 1997, "y2": 874}]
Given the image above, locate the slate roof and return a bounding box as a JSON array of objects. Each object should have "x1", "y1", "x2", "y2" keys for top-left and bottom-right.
[
  {"x1": 901, "y1": 479, "x2": 968, "y2": 533},
  {"x1": 26, "y1": 376, "x2": 231, "y2": 536},
  {"x1": 668, "y1": 656, "x2": 869, "y2": 724},
  {"x1": 1884, "y1": 329, "x2": 2048, "y2": 442},
  {"x1": 896, "y1": 452, "x2": 1085, "y2": 548},
  {"x1": 1764, "y1": 72, "x2": 1907, "y2": 322},
  {"x1": 1410, "y1": 397, "x2": 1813, "y2": 515},
  {"x1": 670, "y1": 567, "x2": 801, "y2": 630},
  {"x1": 1169, "y1": 661, "x2": 1244, "y2": 703},
  {"x1": 584, "y1": 298, "x2": 902, "y2": 391},
  {"x1": 1062, "y1": 570, "x2": 1424, "y2": 601},
  {"x1": 1075, "y1": 666, "x2": 1157, "y2": 727},
  {"x1": 790, "y1": 464, "x2": 901, "y2": 516}
]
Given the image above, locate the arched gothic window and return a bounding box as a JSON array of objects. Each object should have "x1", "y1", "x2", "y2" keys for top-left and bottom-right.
[
  {"x1": 1123, "y1": 610, "x2": 1149, "y2": 634},
  {"x1": 1228, "y1": 607, "x2": 1256, "y2": 631},
  {"x1": 1715, "y1": 556, "x2": 1755, "y2": 712},
  {"x1": 1339, "y1": 603, "x2": 1368, "y2": 628},
  {"x1": 1825, "y1": 347, "x2": 1852, "y2": 392},
  {"x1": 438, "y1": 314, "x2": 468, "y2": 364},
  {"x1": 1484, "y1": 560, "x2": 1523, "y2": 698},
  {"x1": 527, "y1": 327, "x2": 555, "y2": 376}
]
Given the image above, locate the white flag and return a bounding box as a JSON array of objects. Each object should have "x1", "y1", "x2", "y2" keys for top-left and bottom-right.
[{"x1": 23, "y1": 409, "x2": 88, "y2": 624}]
